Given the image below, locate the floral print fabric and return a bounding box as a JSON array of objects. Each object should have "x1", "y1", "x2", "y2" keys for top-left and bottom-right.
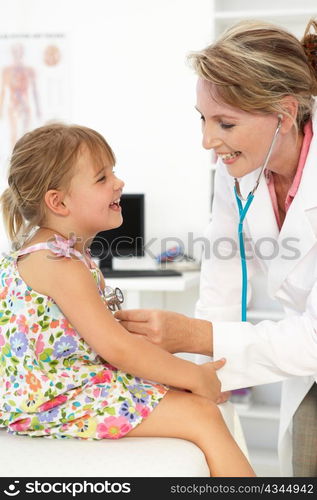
[{"x1": 0, "y1": 236, "x2": 168, "y2": 439}]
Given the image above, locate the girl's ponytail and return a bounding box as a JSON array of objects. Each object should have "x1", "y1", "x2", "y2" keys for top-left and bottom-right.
[{"x1": 0, "y1": 186, "x2": 25, "y2": 247}]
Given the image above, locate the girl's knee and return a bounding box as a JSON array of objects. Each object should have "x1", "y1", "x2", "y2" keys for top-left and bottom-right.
[
  {"x1": 197, "y1": 396, "x2": 222, "y2": 419},
  {"x1": 180, "y1": 392, "x2": 222, "y2": 420}
]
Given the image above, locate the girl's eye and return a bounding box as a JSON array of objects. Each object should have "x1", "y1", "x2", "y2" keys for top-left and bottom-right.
[
  {"x1": 220, "y1": 122, "x2": 235, "y2": 129},
  {"x1": 200, "y1": 115, "x2": 205, "y2": 122},
  {"x1": 97, "y1": 168, "x2": 115, "y2": 182}
]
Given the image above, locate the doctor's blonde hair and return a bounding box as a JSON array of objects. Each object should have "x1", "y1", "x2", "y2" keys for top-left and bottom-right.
[
  {"x1": 0, "y1": 123, "x2": 116, "y2": 247},
  {"x1": 188, "y1": 19, "x2": 317, "y2": 131}
]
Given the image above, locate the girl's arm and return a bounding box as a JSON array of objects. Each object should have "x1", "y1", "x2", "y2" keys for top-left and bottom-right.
[{"x1": 41, "y1": 254, "x2": 223, "y2": 399}]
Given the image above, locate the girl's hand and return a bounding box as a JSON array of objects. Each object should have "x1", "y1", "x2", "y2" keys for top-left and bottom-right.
[{"x1": 191, "y1": 358, "x2": 226, "y2": 402}]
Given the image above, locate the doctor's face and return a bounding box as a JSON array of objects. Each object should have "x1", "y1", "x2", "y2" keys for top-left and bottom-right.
[{"x1": 195, "y1": 78, "x2": 281, "y2": 178}]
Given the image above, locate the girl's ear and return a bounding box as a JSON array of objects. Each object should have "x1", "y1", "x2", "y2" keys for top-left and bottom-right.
[
  {"x1": 279, "y1": 96, "x2": 299, "y2": 134},
  {"x1": 44, "y1": 190, "x2": 70, "y2": 216}
]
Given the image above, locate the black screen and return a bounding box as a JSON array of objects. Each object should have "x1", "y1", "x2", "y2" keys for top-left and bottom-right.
[{"x1": 90, "y1": 193, "x2": 145, "y2": 269}]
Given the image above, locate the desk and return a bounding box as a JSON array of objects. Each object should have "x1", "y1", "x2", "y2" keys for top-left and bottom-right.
[{"x1": 104, "y1": 271, "x2": 200, "y2": 309}]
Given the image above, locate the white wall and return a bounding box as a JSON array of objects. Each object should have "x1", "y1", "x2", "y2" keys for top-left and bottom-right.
[{"x1": 0, "y1": 0, "x2": 214, "y2": 257}]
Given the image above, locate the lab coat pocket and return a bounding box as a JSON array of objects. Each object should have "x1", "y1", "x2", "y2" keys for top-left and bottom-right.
[
  {"x1": 286, "y1": 245, "x2": 317, "y2": 289},
  {"x1": 275, "y1": 278, "x2": 311, "y2": 312}
]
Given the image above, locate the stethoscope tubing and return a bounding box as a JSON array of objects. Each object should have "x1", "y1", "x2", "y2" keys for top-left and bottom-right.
[
  {"x1": 233, "y1": 115, "x2": 282, "y2": 322},
  {"x1": 234, "y1": 189, "x2": 254, "y2": 321}
]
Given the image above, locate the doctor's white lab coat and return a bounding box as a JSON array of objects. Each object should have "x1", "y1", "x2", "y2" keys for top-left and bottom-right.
[{"x1": 195, "y1": 107, "x2": 317, "y2": 476}]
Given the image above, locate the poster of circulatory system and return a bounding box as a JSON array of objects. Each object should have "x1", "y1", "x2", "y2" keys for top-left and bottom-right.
[{"x1": 0, "y1": 33, "x2": 70, "y2": 188}]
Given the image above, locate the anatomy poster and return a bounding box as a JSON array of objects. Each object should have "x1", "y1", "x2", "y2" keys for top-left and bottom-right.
[{"x1": 0, "y1": 33, "x2": 70, "y2": 187}]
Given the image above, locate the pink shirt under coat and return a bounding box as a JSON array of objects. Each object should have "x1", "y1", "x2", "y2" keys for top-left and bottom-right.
[{"x1": 265, "y1": 120, "x2": 313, "y2": 230}]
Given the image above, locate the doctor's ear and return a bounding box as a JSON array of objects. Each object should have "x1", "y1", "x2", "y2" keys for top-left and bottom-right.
[
  {"x1": 278, "y1": 96, "x2": 299, "y2": 134},
  {"x1": 44, "y1": 189, "x2": 69, "y2": 216}
]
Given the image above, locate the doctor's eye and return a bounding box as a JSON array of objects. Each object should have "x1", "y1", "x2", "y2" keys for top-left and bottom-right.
[
  {"x1": 199, "y1": 115, "x2": 205, "y2": 122},
  {"x1": 220, "y1": 122, "x2": 235, "y2": 129}
]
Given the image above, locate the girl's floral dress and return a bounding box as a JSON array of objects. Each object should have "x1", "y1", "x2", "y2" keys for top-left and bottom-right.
[{"x1": 0, "y1": 234, "x2": 168, "y2": 439}]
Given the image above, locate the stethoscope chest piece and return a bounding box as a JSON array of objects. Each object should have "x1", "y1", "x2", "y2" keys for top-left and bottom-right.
[{"x1": 105, "y1": 286, "x2": 124, "y2": 311}]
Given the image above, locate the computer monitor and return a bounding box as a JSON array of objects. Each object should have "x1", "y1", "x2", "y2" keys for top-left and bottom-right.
[{"x1": 90, "y1": 193, "x2": 145, "y2": 270}]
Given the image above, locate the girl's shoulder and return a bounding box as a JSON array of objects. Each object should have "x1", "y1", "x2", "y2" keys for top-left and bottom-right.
[
  {"x1": 1, "y1": 233, "x2": 105, "y2": 302},
  {"x1": 0, "y1": 245, "x2": 56, "y2": 304},
  {"x1": 15, "y1": 233, "x2": 95, "y2": 298}
]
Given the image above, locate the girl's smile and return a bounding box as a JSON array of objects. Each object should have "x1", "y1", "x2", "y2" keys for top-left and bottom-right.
[{"x1": 109, "y1": 197, "x2": 122, "y2": 212}]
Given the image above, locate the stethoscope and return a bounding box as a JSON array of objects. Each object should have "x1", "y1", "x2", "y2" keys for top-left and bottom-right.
[
  {"x1": 105, "y1": 286, "x2": 124, "y2": 311},
  {"x1": 233, "y1": 114, "x2": 282, "y2": 322}
]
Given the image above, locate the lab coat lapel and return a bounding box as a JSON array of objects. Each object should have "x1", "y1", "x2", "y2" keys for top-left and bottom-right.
[
  {"x1": 267, "y1": 191, "x2": 317, "y2": 296},
  {"x1": 267, "y1": 118, "x2": 317, "y2": 296}
]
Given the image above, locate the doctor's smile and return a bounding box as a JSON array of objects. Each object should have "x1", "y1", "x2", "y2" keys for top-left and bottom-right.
[{"x1": 216, "y1": 151, "x2": 241, "y2": 164}]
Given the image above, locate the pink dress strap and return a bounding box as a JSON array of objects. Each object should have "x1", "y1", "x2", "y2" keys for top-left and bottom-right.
[{"x1": 17, "y1": 233, "x2": 91, "y2": 269}]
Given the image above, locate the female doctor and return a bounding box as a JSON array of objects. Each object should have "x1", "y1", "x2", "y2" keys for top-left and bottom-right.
[{"x1": 115, "y1": 20, "x2": 317, "y2": 477}]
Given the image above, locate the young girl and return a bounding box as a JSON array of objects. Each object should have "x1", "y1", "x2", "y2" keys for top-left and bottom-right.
[{"x1": 0, "y1": 123, "x2": 255, "y2": 477}]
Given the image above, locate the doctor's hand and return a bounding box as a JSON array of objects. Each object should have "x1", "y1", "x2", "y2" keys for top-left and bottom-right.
[
  {"x1": 114, "y1": 308, "x2": 190, "y2": 353},
  {"x1": 115, "y1": 308, "x2": 213, "y2": 356},
  {"x1": 215, "y1": 391, "x2": 232, "y2": 405}
]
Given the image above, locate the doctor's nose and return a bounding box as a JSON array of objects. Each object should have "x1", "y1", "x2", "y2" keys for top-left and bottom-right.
[{"x1": 202, "y1": 130, "x2": 223, "y2": 151}]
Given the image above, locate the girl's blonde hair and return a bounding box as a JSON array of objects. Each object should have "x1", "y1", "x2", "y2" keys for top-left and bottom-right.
[
  {"x1": 188, "y1": 18, "x2": 317, "y2": 130},
  {"x1": 0, "y1": 123, "x2": 116, "y2": 247}
]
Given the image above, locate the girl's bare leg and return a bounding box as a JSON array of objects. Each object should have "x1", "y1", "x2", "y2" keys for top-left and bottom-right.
[{"x1": 127, "y1": 390, "x2": 255, "y2": 477}]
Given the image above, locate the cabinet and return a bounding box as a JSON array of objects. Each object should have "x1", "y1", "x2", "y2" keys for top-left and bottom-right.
[{"x1": 209, "y1": 0, "x2": 317, "y2": 477}]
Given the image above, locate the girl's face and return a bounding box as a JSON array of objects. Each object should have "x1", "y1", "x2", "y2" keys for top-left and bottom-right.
[
  {"x1": 65, "y1": 145, "x2": 124, "y2": 236},
  {"x1": 195, "y1": 78, "x2": 282, "y2": 178}
]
